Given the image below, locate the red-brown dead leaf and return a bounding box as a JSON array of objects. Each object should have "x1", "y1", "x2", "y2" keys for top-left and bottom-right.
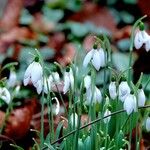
[
  {"x1": 0, "y1": 27, "x2": 36, "y2": 53},
  {"x1": 0, "y1": 0, "x2": 24, "y2": 31},
  {"x1": 48, "y1": 32, "x2": 66, "y2": 52},
  {"x1": 0, "y1": 99, "x2": 37, "y2": 140},
  {"x1": 57, "y1": 43, "x2": 76, "y2": 66},
  {"x1": 68, "y1": 2, "x2": 117, "y2": 33},
  {"x1": 30, "y1": 13, "x2": 55, "y2": 33}
]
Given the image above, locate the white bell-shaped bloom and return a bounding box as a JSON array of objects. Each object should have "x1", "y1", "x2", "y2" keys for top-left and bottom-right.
[
  {"x1": 103, "y1": 109, "x2": 111, "y2": 124},
  {"x1": 83, "y1": 47, "x2": 106, "y2": 71},
  {"x1": 109, "y1": 81, "x2": 117, "y2": 100},
  {"x1": 34, "y1": 79, "x2": 43, "y2": 94},
  {"x1": 84, "y1": 74, "x2": 91, "y2": 89},
  {"x1": 63, "y1": 68, "x2": 74, "y2": 94},
  {"x1": 49, "y1": 72, "x2": 60, "y2": 83},
  {"x1": 134, "y1": 30, "x2": 149, "y2": 49},
  {"x1": 123, "y1": 93, "x2": 137, "y2": 115},
  {"x1": 52, "y1": 97, "x2": 60, "y2": 115},
  {"x1": 44, "y1": 72, "x2": 60, "y2": 94},
  {"x1": 24, "y1": 60, "x2": 43, "y2": 87},
  {"x1": 145, "y1": 36, "x2": 150, "y2": 52},
  {"x1": 119, "y1": 81, "x2": 130, "y2": 102},
  {"x1": 85, "y1": 86, "x2": 102, "y2": 105},
  {"x1": 146, "y1": 117, "x2": 150, "y2": 132},
  {"x1": 70, "y1": 113, "x2": 78, "y2": 128},
  {"x1": 94, "y1": 86, "x2": 102, "y2": 103},
  {"x1": 137, "y1": 88, "x2": 146, "y2": 107},
  {"x1": 0, "y1": 87, "x2": 11, "y2": 104},
  {"x1": 7, "y1": 70, "x2": 17, "y2": 87}
]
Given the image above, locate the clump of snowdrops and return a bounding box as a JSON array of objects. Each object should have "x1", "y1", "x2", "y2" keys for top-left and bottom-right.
[{"x1": 1, "y1": 16, "x2": 150, "y2": 150}]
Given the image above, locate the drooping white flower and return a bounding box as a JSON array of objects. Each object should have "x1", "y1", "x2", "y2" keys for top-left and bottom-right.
[
  {"x1": 49, "y1": 72, "x2": 60, "y2": 83},
  {"x1": 109, "y1": 81, "x2": 117, "y2": 100},
  {"x1": 85, "y1": 86, "x2": 102, "y2": 105},
  {"x1": 34, "y1": 79, "x2": 43, "y2": 94},
  {"x1": 145, "y1": 36, "x2": 150, "y2": 52},
  {"x1": 103, "y1": 109, "x2": 111, "y2": 124},
  {"x1": 94, "y1": 86, "x2": 102, "y2": 103},
  {"x1": 70, "y1": 113, "x2": 78, "y2": 128},
  {"x1": 63, "y1": 67, "x2": 74, "y2": 94},
  {"x1": 134, "y1": 30, "x2": 149, "y2": 49},
  {"x1": 146, "y1": 117, "x2": 150, "y2": 132},
  {"x1": 137, "y1": 86, "x2": 146, "y2": 107},
  {"x1": 123, "y1": 93, "x2": 137, "y2": 115},
  {"x1": 119, "y1": 80, "x2": 130, "y2": 102},
  {"x1": 83, "y1": 46, "x2": 106, "y2": 71},
  {"x1": 0, "y1": 87, "x2": 11, "y2": 104},
  {"x1": 52, "y1": 97, "x2": 60, "y2": 115},
  {"x1": 7, "y1": 70, "x2": 17, "y2": 87},
  {"x1": 44, "y1": 72, "x2": 60, "y2": 94},
  {"x1": 84, "y1": 74, "x2": 91, "y2": 89},
  {"x1": 23, "y1": 57, "x2": 43, "y2": 87}
]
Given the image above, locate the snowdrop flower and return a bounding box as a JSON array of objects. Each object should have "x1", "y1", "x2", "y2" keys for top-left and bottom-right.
[
  {"x1": 52, "y1": 97, "x2": 60, "y2": 115},
  {"x1": 7, "y1": 69, "x2": 17, "y2": 87},
  {"x1": 103, "y1": 109, "x2": 111, "y2": 124},
  {"x1": 145, "y1": 36, "x2": 150, "y2": 52},
  {"x1": 83, "y1": 45, "x2": 106, "y2": 71},
  {"x1": 70, "y1": 113, "x2": 78, "y2": 128},
  {"x1": 24, "y1": 57, "x2": 43, "y2": 88},
  {"x1": 134, "y1": 30, "x2": 149, "y2": 49},
  {"x1": 134, "y1": 22, "x2": 150, "y2": 51},
  {"x1": 85, "y1": 86, "x2": 102, "y2": 105},
  {"x1": 118, "y1": 78, "x2": 130, "y2": 102},
  {"x1": 109, "y1": 77, "x2": 117, "y2": 100},
  {"x1": 84, "y1": 73, "x2": 91, "y2": 89},
  {"x1": 0, "y1": 87, "x2": 11, "y2": 104},
  {"x1": 44, "y1": 71, "x2": 60, "y2": 94},
  {"x1": 123, "y1": 92, "x2": 137, "y2": 115},
  {"x1": 146, "y1": 116, "x2": 150, "y2": 132},
  {"x1": 34, "y1": 78, "x2": 43, "y2": 94},
  {"x1": 49, "y1": 70, "x2": 60, "y2": 83},
  {"x1": 137, "y1": 85, "x2": 146, "y2": 107},
  {"x1": 63, "y1": 67, "x2": 74, "y2": 94}
]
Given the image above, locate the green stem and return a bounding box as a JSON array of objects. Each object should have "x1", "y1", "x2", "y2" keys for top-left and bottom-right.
[
  {"x1": 40, "y1": 84, "x2": 45, "y2": 149},
  {"x1": 128, "y1": 15, "x2": 147, "y2": 83},
  {"x1": 49, "y1": 105, "x2": 150, "y2": 146}
]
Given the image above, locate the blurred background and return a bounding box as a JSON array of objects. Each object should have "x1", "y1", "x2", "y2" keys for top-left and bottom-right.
[{"x1": 0, "y1": 0, "x2": 150, "y2": 149}]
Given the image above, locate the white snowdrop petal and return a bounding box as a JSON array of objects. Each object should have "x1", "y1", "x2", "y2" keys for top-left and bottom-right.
[
  {"x1": 91, "y1": 50, "x2": 101, "y2": 71},
  {"x1": 52, "y1": 97, "x2": 60, "y2": 115},
  {"x1": 31, "y1": 62, "x2": 43, "y2": 85},
  {"x1": 103, "y1": 109, "x2": 111, "y2": 124},
  {"x1": 36, "y1": 80, "x2": 43, "y2": 94},
  {"x1": 23, "y1": 76, "x2": 30, "y2": 86},
  {"x1": 7, "y1": 71, "x2": 17, "y2": 87},
  {"x1": 146, "y1": 117, "x2": 150, "y2": 132},
  {"x1": 119, "y1": 81, "x2": 130, "y2": 102},
  {"x1": 84, "y1": 75, "x2": 91, "y2": 89},
  {"x1": 94, "y1": 86, "x2": 102, "y2": 103},
  {"x1": 109, "y1": 82, "x2": 117, "y2": 100},
  {"x1": 63, "y1": 73, "x2": 70, "y2": 94},
  {"x1": 24, "y1": 63, "x2": 33, "y2": 79},
  {"x1": 53, "y1": 72, "x2": 60, "y2": 83},
  {"x1": 1, "y1": 88, "x2": 11, "y2": 104},
  {"x1": 134, "y1": 31, "x2": 144, "y2": 49},
  {"x1": 83, "y1": 49, "x2": 94, "y2": 68},
  {"x1": 138, "y1": 89, "x2": 146, "y2": 107},
  {"x1": 124, "y1": 94, "x2": 137, "y2": 115},
  {"x1": 99, "y1": 48, "x2": 106, "y2": 67},
  {"x1": 145, "y1": 37, "x2": 150, "y2": 52},
  {"x1": 85, "y1": 88, "x2": 92, "y2": 105}
]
